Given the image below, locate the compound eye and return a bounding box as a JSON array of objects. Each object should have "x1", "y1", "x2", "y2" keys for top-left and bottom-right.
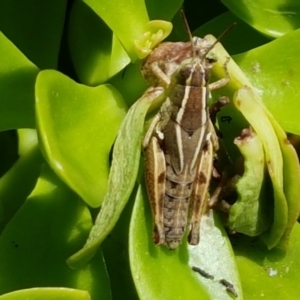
[
  {"x1": 206, "y1": 57, "x2": 217, "y2": 64},
  {"x1": 177, "y1": 66, "x2": 192, "y2": 84}
]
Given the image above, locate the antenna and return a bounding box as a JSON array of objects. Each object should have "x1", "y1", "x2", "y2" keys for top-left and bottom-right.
[
  {"x1": 180, "y1": 10, "x2": 195, "y2": 57},
  {"x1": 201, "y1": 22, "x2": 236, "y2": 60}
]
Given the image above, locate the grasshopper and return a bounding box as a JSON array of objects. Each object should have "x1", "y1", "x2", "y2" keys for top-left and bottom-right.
[{"x1": 142, "y1": 35, "x2": 229, "y2": 249}]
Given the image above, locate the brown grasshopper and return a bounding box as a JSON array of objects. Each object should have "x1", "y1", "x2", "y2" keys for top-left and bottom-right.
[{"x1": 142, "y1": 35, "x2": 229, "y2": 249}]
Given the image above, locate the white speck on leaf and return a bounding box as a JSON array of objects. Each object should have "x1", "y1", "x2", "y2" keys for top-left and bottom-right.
[{"x1": 267, "y1": 268, "x2": 278, "y2": 277}]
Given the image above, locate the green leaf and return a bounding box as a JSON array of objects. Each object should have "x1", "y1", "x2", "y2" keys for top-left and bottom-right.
[
  {"x1": 229, "y1": 129, "x2": 272, "y2": 236},
  {"x1": 17, "y1": 129, "x2": 38, "y2": 155},
  {"x1": 234, "y1": 223, "x2": 300, "y2": 299},
  {"x1": 101, "y1": 192, "x2": 139, "y2": 300},
  {"x1": 0, "y1": 144, "x2": 43, "y2": 233},
  {"x1": 0, "y1": 0, "x2": 67, "y2": 69},
  {"x1": 83, "y1": 0, "x2": 172, "y2": 61},
  {"x1": 0, "y1": 288, "x2": 91, "y2": 300},
  {"x1": 145, "y1": 0, "x2": 183, "y2": 21},
  {"x1": 35, "y1": 70, "x2": 127, "y2": 208},
  {"x1": 233, "y1": 87, "x2": 287, "y2": 249},
  {"x1": 68, "y1": 1, "x2": 130, "y2": 85},
  {"x1": 83, "y1": 0, "x2": 142, "y2": 61},
  {"x1": 263, "y1": 109, "x2": 300, "y2": 249},
  {"x1": 0, "y1": 32, "x2": 38, "y2": 131},
  {"x1": 108, "y1": 61, "x2": 147, "y2": 107},
  {"x1": 109, "y1": 35, "x2": 131, "y2": 78},
  {"x1": 67, "y1": 87, "x2": 165, "y2": 268},
  {"x1": 193, "y1": 11, "x2": 269, "y2": 55},
  {"x1": 234, "y1": 28, "x2": 300, "y2": 134},
  {"x1": 221, "y1": 0, "x2": 300, "y2": 38},
  {"x1": 0, "y1": 165, "x2": 111, "y2": 300},
  {"x1": 129, "y1": 184, "x2": 242, "y2": 300}
]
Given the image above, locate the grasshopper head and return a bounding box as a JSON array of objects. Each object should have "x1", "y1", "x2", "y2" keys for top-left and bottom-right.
[{"x1": 176, "y1": 57, "x2": 210, "y2": 87}]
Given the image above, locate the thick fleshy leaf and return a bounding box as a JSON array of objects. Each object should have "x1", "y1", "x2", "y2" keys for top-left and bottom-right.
[
  {"x1": 0, "y1": 32, "x2": 38, "y2": 131},
  {"x1": 263, "y1": 109, "x2": 300, "y2": 248},
  {"x1": 35, "y1": 70, "x2": 127, "y2": 208},
  {"x1": 234, "y1": 28, "x2": 300, "y2": 134},
  {"x1": 68, "y1": 1, "x2": 130, "y2": 85},
  {"x1": 84, "y1": 0, "x2": 148, "y2": 57},
  {"x1": 207, "y1": 36, "x2": 299, "y2": 249},
  {"x1": 129, "y1": 185, "x2": 242, "y2": 300},
  {"x1": 145, "y1": 0, "x2": 183, "y2": 21},
  {"x1": 221, "y1": 0, "x2": 300, "y2": 38},
  {"x1": 108, "y1": 61, "x2": 148, "y2": 106},
  {"x1": 234, "y1": 87, "x2": 287, "y2": 249},
  {"x1": 233, "y1": 223, "x2": 300, "y2": 299},
  {"x1": 0, "y1": 144, "x2": 43, "y2": 234},
  {"x1": 0, "y1": 165, "x2": 111, "y2": 299},
  {"x1": 0, "y1": 288, "x2": 91, "y2": 300},
  {"x1": 109, "y1": 35, "x2": 131, "y2": 78},
  {"x1": 229, "y1": 129, "x2": 271, "y2": 236},
  {"x1": 0, "y1": 0, "x2": 67, "y2": 69},
  {"x1": 67, "y1": 87, "x2": 165, "y2": 268},
  {"x1": 17, "y1": 129, "x2": 38, "y2": 155},
  {"x1": 83, "y1": 0, "x2": 172, "y2": 61},
  {"x1": 193, "y1": 11, "x2": 269, "y2": 55},
  {"x1": 101, "y1": 193, "x2": 139, "y2": 300}
]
